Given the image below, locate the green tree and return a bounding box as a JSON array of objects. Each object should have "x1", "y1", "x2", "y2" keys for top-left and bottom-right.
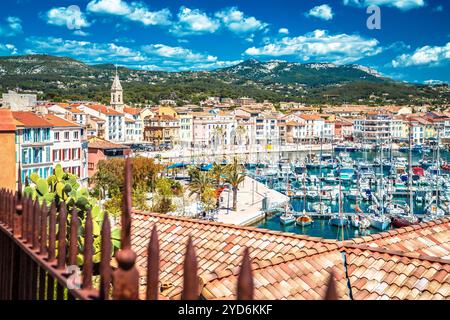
[
  {"x1": 224, "y1": 158, "x2": 246, "y2": 211},
  {"x1": 152, "y1": 177, "x2": 175, "y2": 213},
  {"x1": 188, "y1": 171, "x2": 213, "y2": 205}
]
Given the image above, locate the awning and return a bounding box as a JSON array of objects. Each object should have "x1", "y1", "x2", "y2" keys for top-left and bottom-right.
[{"x1": 167, "y1": 162, "x2": 186, "y2": 169}]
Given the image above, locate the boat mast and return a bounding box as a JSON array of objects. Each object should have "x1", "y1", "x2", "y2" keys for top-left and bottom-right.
[
  {"x1": 436, "y1": 126, "x2": 441, "y2": 209},
  {"x1": 380, "y1": 132, "x2": 385, "y2": 216},
  {"x1": 408, "y1": 119, "x2": 414, "y2": 215}
]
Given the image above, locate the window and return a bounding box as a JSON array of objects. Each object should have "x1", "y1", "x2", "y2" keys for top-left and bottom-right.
[
  {"x1": 64, "y1": 149, "x2": 69, "y2": 161},
  {"x1": 22, "y1": 148, "x2": 29, "y2": 164},
  {"x1": 73, "y1": 131, "x2": 79, "y2": 140},
  {"x1": 53, "y1": 150, "x2": 59, "y2": 161},
  {"x1": 64, "y1": 132, "x2": 70, "y2": 141},
  {"x1": 54, "y1": 132, "x2": 60, "y2": 141},
  {"x1": 73, "y1": 148, "x2": 79, "y2": 160}
]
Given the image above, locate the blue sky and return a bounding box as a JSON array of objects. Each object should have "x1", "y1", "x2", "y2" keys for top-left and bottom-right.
[{"x1": 0, "y1": 0, "x2": 449, "y2": 83}]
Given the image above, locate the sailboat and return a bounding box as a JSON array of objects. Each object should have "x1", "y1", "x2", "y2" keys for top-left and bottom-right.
[
  {"x1": 391, "y1": 121, "x2": 419, "y2": 228},
  {"x1": 369, "y1": 134, "x2": 391, "y2": 231},
  {"x1": 279, "y1": 203, "x2": 295, "y2": 225},
  {"x1": 329, "y1": 176, "x2": 348, "y2": 227}
]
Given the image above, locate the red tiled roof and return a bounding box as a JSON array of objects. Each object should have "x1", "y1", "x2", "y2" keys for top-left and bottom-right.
[
  {"x1": 344, "y1": 246, "x2": 450, "y2": 300},
  {"x1": 87, "y1": 104, "x2": 123, "y2": 116},
  {"x1": 88, "y1": 138, "x2": 129, "y2": 150},
  {"x1": 129, "y1": 213, "x2": 450, "y2": 300},
  {"x1": 130, "y1": 211, "x2": 340, "y2": 299},
  {"x1": 12, "y1": 111, "x2": 53, "y2": 128},
  {"x1": 0, "y1": 109, "x2": 16, "y2": 132},
  {"x1": 203, "y1": 249, "x2": 349, "y2": 300},
  {"x1": 124, "y1": 107, "x2": 142, "y2": 115},
  {"x1": 347, "y1": 217, "x2": 450, "y2": 260},
  {"x1": 299, "y1": 114, "x2": 323, "y2": 121},
  {"x1": 68, "y1": 106, "x2": 83, "y2": 114},
  {"x1": 39, "y1": 114, "x2": 81, "y2": 128}
]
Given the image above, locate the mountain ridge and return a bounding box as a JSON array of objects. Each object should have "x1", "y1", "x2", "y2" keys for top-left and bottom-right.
[{"x1": 0, "y1": 54, "x2": 448, "y2": 105}]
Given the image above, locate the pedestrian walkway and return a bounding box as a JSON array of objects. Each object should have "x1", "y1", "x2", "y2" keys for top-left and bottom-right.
[{"x1": 216, "y1": 176, "x2": 289, "y2": 226}]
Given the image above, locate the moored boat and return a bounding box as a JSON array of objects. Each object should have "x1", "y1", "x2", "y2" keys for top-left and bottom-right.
[
  {"x1": 329, "y1": 214, "x2": 348, "y2": 227},
  {"x1": 391, "y1": 215, "x2": 418, "y2": 228},
  {"x1": 369, "y1": 214, "x2": 391, "y2": 231},
  {"x1": 296, "y1": 214, "x2": 313, "y2": 227},
  {"x1": 280, "y1": 212, "x2": 295, "y2": 225}
]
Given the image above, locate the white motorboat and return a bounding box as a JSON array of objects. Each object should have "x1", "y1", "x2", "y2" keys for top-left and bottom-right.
[
  {"x1": 369, "y1": 214, "x2": 391, "y2": 231},
  {"x1": 280, "y1": 213, "x2": 295, "y2": 225}
]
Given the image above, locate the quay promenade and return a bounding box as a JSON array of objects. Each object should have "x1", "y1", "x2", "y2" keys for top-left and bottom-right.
[
  {"x1": 138, "y1": 143, "x2": 333, "y2": 161},
  {"x1": 216, "y1": 176, "x2": 289, "y2": 226}
]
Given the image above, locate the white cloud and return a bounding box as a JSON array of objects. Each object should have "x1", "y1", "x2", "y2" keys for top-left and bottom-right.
[
  {"x1": 278, "y1": 28, "x2": 289, "y2": 35},
  {"x1": 25, "y1": 37, "x2": 146, "y2": 63},
  {"x1": 215, "y1": 7, "x2": 269, "y2": 34},
  {"x1": 142, "y1": 44, "x2": 217, "y2": 62},
  {"x1": 392, "y1": 42, "x2": 450, "y2": 67},
  {"x1": 343, "y1": 0, "x2": 425, "y2": 11},
  {"x1": 0, "y1": 16, "x2": 23, "y2": 37},
  {"x1": 170, "y1": 7, "x2": 220, "y2": 36},
  {"x1": 306, "y1": 4, "x2": 334, "y2": 20},
  {"x1": 45, "y1": 6, "x2": 91, "y2": 30},
  {"x1": 87, "y1": 0, "x2": 171, "y2": 26},
  {"x1": 87, "y1": 0, "x2": 130, "y2": 15},
  {"x1": 244, "y1": 29, "x2": 382, "y2": 64},
  {"x1": 24, "y1": 36, "x2": 238, "y2": 71},
  {"x1": 0, "y1": 43, "x2": 18, "y2": 55},
  {"x1": 73, "y1": 30, "x2": 90, "y2": 37}
]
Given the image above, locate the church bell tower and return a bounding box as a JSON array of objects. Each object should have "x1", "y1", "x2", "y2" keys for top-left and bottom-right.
[{"x1": 111, "y1": 66, "x2": 124, "y2": 112}]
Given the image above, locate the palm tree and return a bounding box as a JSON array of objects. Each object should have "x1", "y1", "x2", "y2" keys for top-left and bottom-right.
[
  {"x1": 210, "y1": 162, "x2": 224, "y2": 188},
  {"x1": 188, "y1": 170, "x2": 213, "y2": 202},
  {"x1": 225, "y1": 158, "x2": 246, "y2": 211}
]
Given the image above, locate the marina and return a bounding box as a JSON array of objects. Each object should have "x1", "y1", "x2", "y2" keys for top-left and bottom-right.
[{"x1": 243, "y1": 141, "x2": 450, "y2": 239}]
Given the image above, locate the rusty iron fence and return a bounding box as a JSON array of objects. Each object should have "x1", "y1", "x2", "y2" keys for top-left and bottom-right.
[{"x1": 0, "y1": 158, "x2": 338, "y2": 300}]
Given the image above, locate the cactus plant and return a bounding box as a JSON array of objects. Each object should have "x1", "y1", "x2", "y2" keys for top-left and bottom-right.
[{"x1": 23, "y1": 164, "x2": 120, "y2": 266}]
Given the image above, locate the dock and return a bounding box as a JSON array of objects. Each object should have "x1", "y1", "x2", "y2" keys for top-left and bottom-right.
[{"x1": 216, "y1": 176, "x2": 289, "y2": 226}]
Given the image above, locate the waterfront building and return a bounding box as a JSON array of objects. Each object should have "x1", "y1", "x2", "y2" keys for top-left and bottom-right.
[
  {"x1": 153, "y1": 105, "x2": 178, "y2": 118},
  {"x1": 353, "y1": 113, "x2": 394, "y2": 144},
  {"x1": 234, "y1": 115, "x2": 253, "y2": 146},
  {"x1": 334, "y1": 118, "x2": 353, "y2": 141},
  {"x1": 143, "y1": 114, "x2": 180, "y2": 146},
  {"x1": 39, "y1": 114, "x2": 88, "y2": 184},
  {"x1": 178, "y1": 111, "x2": 194, "y2": 148},
  {"x1": 87, "y1": 137, "x2": 130, "y2": 177},
  {"x1": 297, "y1": 114, "x2": 329, "y2": 142},
  {"x1": 12, "y1": 111, "x2": 53, "y2": 181},
  {"x1": 190, "y1": 112, "x2": 215, "y2": 149}
]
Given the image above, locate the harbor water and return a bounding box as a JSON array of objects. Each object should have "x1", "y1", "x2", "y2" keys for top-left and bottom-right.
[{"x1": 249, "y1": 147, "x2": 450, "y2": 240}]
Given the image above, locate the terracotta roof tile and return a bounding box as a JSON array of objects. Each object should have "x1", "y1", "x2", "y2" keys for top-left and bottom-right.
[
  {"x1": 12, "y1": 111, "x2": 53, "y2": 128},
  {"x1": 128, "y1": 211, "x2": 450, "y2": 300},
  {"x1": 346, "y1": 247, "x2": 450, "y2": 300},
  {"x1": 40, "y1": 114, "x2": 81, "y2": 127}
]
